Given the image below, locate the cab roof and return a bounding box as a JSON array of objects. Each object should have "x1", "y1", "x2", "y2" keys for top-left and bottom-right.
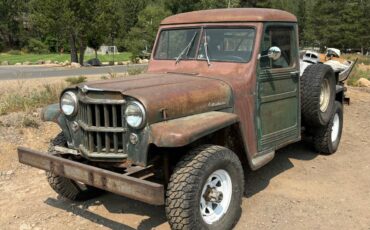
[{"x1": 161, "y1": 8, "x2": 297, "y2": 25}]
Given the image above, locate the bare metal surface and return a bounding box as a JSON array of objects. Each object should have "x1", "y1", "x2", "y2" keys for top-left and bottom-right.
[{"x1": 17, "y1": 147, "x2": 164, "y2": 205}]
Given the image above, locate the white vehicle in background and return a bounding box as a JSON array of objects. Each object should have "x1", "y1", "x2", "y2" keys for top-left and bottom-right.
[{"x1": 300, "y1": 48, "x2": 357, "y2": 82}]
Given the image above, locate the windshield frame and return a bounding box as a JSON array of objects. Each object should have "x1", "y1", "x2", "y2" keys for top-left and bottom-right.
[{"x1": 153, "y1": 25, "x2": 256, "y2": 64}]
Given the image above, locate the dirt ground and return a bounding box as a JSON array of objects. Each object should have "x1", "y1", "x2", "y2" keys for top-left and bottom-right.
[{"x1": 0, "y1": 87, "x2": 369, "y2": 230}]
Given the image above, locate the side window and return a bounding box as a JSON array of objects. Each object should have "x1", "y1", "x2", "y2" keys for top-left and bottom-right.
[{"x1": 260, "y1": 26, "x2": 294, "y2": 69}]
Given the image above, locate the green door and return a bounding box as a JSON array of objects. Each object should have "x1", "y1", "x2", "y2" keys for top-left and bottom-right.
[{"x1": 256, "y1": 23, "x2": 300, "y2": 152}]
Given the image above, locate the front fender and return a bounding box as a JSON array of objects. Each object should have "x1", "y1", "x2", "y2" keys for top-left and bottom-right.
[
  {"x1": 41, "y1": 103, "x2": 71, "y2": 142},
  {"x1": 149, "y1": 111, "x2": 239, "y2": 147}
]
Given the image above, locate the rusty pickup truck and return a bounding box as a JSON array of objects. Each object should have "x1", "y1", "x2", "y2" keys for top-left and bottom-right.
[{"x1": 18, "y1": 8, "x2": 345, "y2": 230}]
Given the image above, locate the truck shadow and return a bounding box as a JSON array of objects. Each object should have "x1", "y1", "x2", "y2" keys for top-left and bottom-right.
[
  {"x1": 45, "y1": 194, "x2": 167, "y2": 230},
  {"x1": 244, "y1": 140, "x2": 318, "y2": 198},
  {"x1": 44, "y1": 140, "x2": 317, "y2": 229}
]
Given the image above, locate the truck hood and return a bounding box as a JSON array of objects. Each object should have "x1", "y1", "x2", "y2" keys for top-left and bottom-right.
[{"x1": 79, "y1": 73, "x2": 233, "y2": 123}]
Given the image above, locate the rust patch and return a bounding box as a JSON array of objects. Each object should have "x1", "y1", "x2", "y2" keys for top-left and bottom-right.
[
  {"x1": 150, "y1": 111, "x2": 239, "y2": 147},
  {"x1": 161, "y1": 8, "x2": 297, "y2": 25},
  {"x1": 17, "y1": 147, "x2": 164, "y2": 205}
]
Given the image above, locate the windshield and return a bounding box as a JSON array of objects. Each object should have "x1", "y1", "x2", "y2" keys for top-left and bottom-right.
[
  {"x1": 154, "y1": 27, "x2": 255, "y2": 63},
  {"x1": 154, "y1": 28, "x2": 200, "y2": 60}
]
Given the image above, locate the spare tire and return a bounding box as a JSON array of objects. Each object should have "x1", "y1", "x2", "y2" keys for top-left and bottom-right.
[{"x1": 301, "y1": 63, "x2": 335, "y2": 127}]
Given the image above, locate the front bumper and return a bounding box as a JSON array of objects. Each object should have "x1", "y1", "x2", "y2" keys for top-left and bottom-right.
[{"x1": 17, "y1": 147, "x2": 164, "y2": 205}]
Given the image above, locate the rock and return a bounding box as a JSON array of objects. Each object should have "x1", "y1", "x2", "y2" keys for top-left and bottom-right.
[
  {"x1": 142, "y1": 58, "x2": 149, "y2": 63},
  {"x1": 44, "y1": 60, "x2": 52, "y2": 64},
  {"x1": 54, "y1": 61, "x2": 59, "y2": 64},
  {"x1": 70, "y1": 62, "x2": 81, "y2": 68},
  {"x1": 6, "y1": 170, "x2": 14, "y2": 175},
  {"x1": 23, "y1": 61, "x2": 31, "y2": 65},
  {"x1": 1, "y1": 60, "x2": 9, "y2": 65},
  {"x1": 19, "y1": 223, "x2": 31, "y2": 230},
  {"x1": 356, "y1": 78, "x2": 370, "y2": 87},
  {"x1": 36, "y1": 60, "x2": 45, "y2": 65},
  {"x1": 15, "y1": 62, "x2": 22, "y2": 66},
  {"x1": 87, "y1": 58, "x2": 102, "y2": 66}
]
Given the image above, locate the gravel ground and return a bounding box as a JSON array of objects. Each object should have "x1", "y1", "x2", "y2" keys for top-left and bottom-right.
[{"x1": 0, "y1": 87, "x2": 369, "y2": 230}]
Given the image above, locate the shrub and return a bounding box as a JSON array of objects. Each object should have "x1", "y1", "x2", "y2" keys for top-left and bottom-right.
[
  {"x1": 0, "y1": 83, "x2": 65, "y2": 115},
  {"x1": 7, "y1": 50, "x2": 22, "y2": 55},
  {"x1": 65, "y1": 76, "x2": 87, "y2": 85},
  {"x1": 22, "y1": 116, "x2": 39, "y2": 128},
  {"x1": 26, "y1": 38, "x2": 49, "y2": 54},
  {"x1": 0, "y1": 41, "x2": 5, "y2": 52},
  {"x1": 128, "y1": 67, "x2": 145, "y2": 75}
]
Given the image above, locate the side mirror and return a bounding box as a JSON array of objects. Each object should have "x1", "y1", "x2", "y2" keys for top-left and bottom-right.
[{"x1": 267, "y1": 46, "x2": 281, "y2": 60}]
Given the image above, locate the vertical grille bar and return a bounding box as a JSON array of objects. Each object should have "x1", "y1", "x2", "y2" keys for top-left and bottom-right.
[
  {"x1": 87, "y1": 105, "x2": 94, "y2": 152},
  {"x1": 95, "y1": 105, "x2": 102, "y2": 152},
  {"x1": 121, "y1": 105, "x2": 125, "y2": 154},
  {"x1": 104, "y1": 105, "x2": 110, "y2": 153},
  {"x1": 112, "y1": 105, "x2": 118, "y2": 153}
]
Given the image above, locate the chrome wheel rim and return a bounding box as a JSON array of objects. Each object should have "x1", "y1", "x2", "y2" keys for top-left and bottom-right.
[
  {"x1": 331, "y1": 113, "x2": 340, "y2": 142},
  {"x1": 320, "y1": 78, "x2": 331, "y2": 112},
  {"x1": 200, "y1": 169, "x2": 232, "y2": 224}
]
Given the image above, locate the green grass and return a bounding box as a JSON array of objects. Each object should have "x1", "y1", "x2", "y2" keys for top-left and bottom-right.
[
  {"x1": 342, "y1": 54, "x2": 370, "y2": 65},
  {"x1": 347, "y1": 66, "x2": 370, "y2": 86},
  {"x1": 0, "y1": 52, "x2": 132, "y2": 65},
  {"x1": 65, "y1": 76, "x2": 87, "y2": 85}
]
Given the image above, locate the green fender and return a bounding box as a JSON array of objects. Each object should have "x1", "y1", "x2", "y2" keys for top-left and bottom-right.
[{"x1": 41, "y1": 103, "x2": 71, "y2": 142}]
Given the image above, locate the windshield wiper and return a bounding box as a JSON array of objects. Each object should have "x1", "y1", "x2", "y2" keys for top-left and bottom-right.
[
  {"x1": 175, "y1": 32, "x2": 198, "y2": 64},
  {"x1": 203, "y1": 30, "x2": 211, "y2": 66}
]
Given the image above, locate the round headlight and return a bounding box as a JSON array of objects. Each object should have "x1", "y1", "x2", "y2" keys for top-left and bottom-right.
[
  {"x1": 61, "y1": 91, "x2": 78, "y2": 116},
  {"x1": 125, "y1": 101, "x2": 146, "y2": 129}
]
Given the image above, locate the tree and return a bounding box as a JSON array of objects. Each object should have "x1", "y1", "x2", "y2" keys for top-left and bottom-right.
[
  {"x1": 197, "y1": 0, "x2": 240, "y2": 9},
  {"x1": 0, "y1": 0, "x2": 29, "y2": 50},
  {"x1": 125, "y1": 4, "x2": 171, "y2": 59},
  {"x1": 30, "y1": 0, "x2": 112, "y2": 64}
]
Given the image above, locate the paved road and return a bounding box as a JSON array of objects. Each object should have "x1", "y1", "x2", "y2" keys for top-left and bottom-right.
[{"x1": 0, "y1": 64, "x2": 147, "y2": 80}]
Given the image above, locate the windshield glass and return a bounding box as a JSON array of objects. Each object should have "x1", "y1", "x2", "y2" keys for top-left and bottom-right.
[
  {"x1": 154, "y1": 28, "x2": 200, "y2": 60},
  {"x1": 198, "y1": 28, "x2": 255, "y2": 63},
  {"x1": 154, "y1": 27, "x2": 255, "y2": 63}
]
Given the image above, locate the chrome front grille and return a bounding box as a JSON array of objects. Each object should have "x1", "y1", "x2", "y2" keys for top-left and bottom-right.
[{"x1": 77, "y1": 95, "x2": 127, "y2": 159}]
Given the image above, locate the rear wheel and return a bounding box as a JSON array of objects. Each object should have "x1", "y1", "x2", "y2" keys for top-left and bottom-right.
[
  {"x1": 301, "y1": 64, "x2": 336, "y2": 127},
  {"x1": 166, "y1": 145, "x2": 244, "y2": 230},
  {"x1": 312, "y1": 101, "x2": 343, "y2": 154},
  {"x1": 46, "y1": 132, "x2": 104, "y2": 201}
]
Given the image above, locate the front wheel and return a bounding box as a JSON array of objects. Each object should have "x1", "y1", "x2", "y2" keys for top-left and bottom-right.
[
  {"x1": 46, "y1": 132, "x2": 104, "y2": 201},
  {"x1": 166, "y1": 145, "x2": 244, "y2": 230}
]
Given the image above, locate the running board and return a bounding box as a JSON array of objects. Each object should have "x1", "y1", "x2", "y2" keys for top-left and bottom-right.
[{"x1": 250, "y1": 149, "x2": 275, "y2": 170}]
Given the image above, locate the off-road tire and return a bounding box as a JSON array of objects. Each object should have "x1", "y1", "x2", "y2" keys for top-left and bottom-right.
[
  {"x1": 301, "y1": 63, "x2": 336, "y2": 127},
  {"x1": 46, "y1": 132, "x2": 103, "y2": 201},
  {"x1": 312, "y1": 101, "x2": 343, "y2": 154},
  {"x1": 165, "y1": 145, "x2": 244, "y2": 230}
]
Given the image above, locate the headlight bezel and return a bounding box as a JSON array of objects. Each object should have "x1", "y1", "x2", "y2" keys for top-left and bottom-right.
[
  {"x1": 125, "y1": 101, "x2": 146, "y2": 129},
  {"x1": 60, "y1": 91, "x2": 78, "y2": 117}
]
